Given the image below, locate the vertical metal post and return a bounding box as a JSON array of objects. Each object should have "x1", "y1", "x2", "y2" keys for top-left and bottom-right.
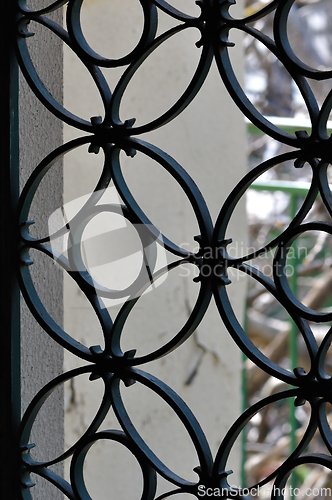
[
  {"x1": 289, "y1": 192, "x2": 299, "y2": 490},
  {"x1": 241, "y1": 329, "x2": 248, "y2": 487},
  {"x1": 0, "y1": 2, "x2": 21, "y2": 498}
]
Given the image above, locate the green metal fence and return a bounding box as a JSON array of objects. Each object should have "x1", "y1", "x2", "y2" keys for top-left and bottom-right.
[{"x1": 244, "y1": 116, "x2": 332, "y2": 489}]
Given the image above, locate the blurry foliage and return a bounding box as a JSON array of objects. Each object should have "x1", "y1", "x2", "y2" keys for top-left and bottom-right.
[{"x1": 243, "y1": 0, "x2": 332, "y2": 495}]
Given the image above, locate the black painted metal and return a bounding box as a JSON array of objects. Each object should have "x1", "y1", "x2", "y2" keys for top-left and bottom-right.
[
  {"x1": 13, "y1": 0, "x2": 332, "y2": 498},
  {"x1": 1, "y1": 2, "x2": 21, "y2": 497}
]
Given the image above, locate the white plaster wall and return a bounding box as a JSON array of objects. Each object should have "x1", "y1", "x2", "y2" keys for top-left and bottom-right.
[
  {"x1": 64, "y1": 1, "x2": 246, "y2": 498},
  {"x1": 19, "y1": 3, "x2": 64, "y2": 498}
]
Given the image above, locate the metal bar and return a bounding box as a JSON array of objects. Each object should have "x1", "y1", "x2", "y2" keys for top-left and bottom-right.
[
  {"x1": 0, "y1": 2, "x2": 21, "y2": 498},
  {"x1": 250, "y1": 179, "x2": 312, "y2": 195},
  {"x1": 240, "y1": 352, "x2": 247, "y2": 488},
  {"x1": 246, "y1": 116, "x2": 332, "y2": 136},
  {"x1": 288, "y1": 193, "x2": 299, "y2": 491}
]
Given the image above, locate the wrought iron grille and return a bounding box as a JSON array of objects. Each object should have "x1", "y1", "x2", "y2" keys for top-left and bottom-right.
[{"x1": 12, "y1": 0, "x2": 332, "y2": 498}]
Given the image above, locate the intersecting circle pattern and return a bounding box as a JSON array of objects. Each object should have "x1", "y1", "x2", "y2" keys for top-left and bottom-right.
[{"x1": 16, "y1": 0, "x2": 332, "y2": 498}]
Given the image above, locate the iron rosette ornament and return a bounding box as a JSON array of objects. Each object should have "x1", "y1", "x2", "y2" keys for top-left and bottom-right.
[{"x1": 15, "y1": 0, "x2": 332, "y2": 498}]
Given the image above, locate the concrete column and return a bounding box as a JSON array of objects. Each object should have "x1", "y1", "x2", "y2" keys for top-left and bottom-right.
[{"x1": 64, "y1": 1, "x2": 246, "y2": 498}]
